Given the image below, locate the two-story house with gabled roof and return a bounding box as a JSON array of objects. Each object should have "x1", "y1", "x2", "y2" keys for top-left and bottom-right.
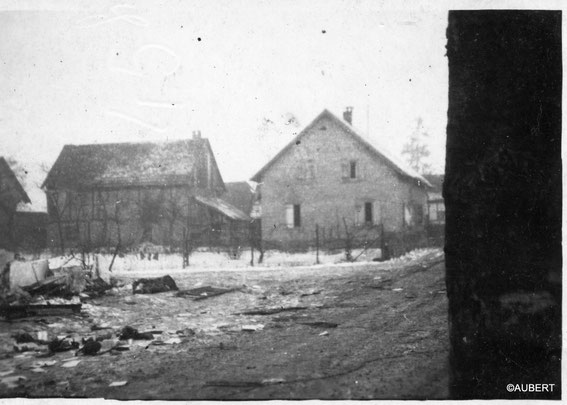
[{"x1": 251, "y1": 108, "x2": 431, "y2": 251}]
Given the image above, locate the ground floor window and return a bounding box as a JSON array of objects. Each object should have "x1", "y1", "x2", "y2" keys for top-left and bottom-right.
[
  {"x1": 429, "y1": 201, "x2": 445, "y2": 224},
  {"x1": 404, "y1": 203, "x2": 425, "y2": 227},
  {"x1": 286, "y1": 204, "x2": 301, "y2": 228},
  {"x1": 364, "y1": 202, "x2": 373, "y2": 223}
]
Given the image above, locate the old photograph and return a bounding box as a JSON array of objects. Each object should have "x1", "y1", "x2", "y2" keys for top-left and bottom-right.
[{"x1": 0, "y1": 0, "x2": 562, "y2": 400}]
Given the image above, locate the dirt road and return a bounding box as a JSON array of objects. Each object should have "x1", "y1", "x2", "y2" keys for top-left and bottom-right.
[{"x1": 0, "y1": 249, "x2": 448, "y2": 399}]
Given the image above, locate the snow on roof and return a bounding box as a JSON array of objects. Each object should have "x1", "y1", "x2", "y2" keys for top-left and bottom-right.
[{"x1": 43, "y1": 138, "x2": 219, "y2": 190}]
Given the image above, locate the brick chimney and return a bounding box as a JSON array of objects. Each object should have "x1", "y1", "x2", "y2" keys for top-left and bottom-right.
[
  {"x1": 192, "y1": 130, "x2": 202, "y2": 139},
  {"x1": 343, "y1": 107, "x2": 353, "y2": 125}
]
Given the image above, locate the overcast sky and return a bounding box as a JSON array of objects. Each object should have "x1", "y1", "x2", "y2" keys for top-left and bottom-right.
[{"x1": 1, "y1": 0, "x2": 563, "y2": 210}]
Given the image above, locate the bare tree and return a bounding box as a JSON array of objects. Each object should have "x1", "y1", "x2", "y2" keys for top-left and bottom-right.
[{"x1": 402, "y1": 117, "x2": 432, "y2": 174}]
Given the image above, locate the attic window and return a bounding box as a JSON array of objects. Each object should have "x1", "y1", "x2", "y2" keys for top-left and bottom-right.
[
  {"x1": 350, "y1": 161, "x2": 357, "y2": 179},
  {"x1": 319, "y1": 126, "x2": 327, "y2": 131}
]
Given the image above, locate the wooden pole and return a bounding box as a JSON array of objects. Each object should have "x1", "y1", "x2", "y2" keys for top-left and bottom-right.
[
  {"x1": 315, "y1": 224, "x2": 320, "y2": 264},
  {"x1": 250, "y1": 223, "x2": 254, "y2": 266}
]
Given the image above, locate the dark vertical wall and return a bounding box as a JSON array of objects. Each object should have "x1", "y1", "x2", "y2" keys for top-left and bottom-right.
[{"x1": 445, "y1": 11, "x2": 562, "y2": 399}]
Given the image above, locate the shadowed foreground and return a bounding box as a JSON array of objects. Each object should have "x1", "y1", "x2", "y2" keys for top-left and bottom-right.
[{"x1": 1, "y1": 251, "x2": 448, "y2": 399}]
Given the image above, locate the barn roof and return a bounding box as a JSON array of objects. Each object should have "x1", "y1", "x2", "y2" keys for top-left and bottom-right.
[
  {"x1": 195, "y1": 195, "x2": 251, "y2": 221},
  {"x1": 43, "y1": 138, "x2": 224, "y2": 190},
  {"x1": 0, "y1": 157, "x2": 31, "y2": 204},
  {"x1": 250, "y1": 109, "x2": 431, "y2": 188}
]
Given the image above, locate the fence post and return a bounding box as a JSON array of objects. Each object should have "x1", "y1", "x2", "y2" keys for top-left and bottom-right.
[
  {"x1": 315, "y1": 224, "x2": 320, "y2": 264},
  {"x1": 250, "y1": 223, "x2": 255, "y2": 267}
]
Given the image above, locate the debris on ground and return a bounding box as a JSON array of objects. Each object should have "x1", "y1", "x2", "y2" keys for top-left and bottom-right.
[
  {"x1": 12, "y1": 332, "x2": 35, "y2": 343},
  {"x1": 14, "y1": 342, "x2": 43, "y2": 353},
  {"x1": 30, "y1": 360, "x2": 57, "y2": 368},
  {"x1": 0, "y1": 248, "x2": 447, "y2": 399},
  {"x1": 83, "y1": 277, "x2": 113, "y2": 298},
  {"x1": 242, "y1": 324, "x2": 264, "y2": 332},
  {"x1": 119, "y1": 326, "x2": 154, "y2": 340},
  {"x1": 237, "y1": 306, "x2": 309, "y2": 316},
  {"x1": 48, "y1": 338, "x2": 80, "y2": 353},
  {"x1": 77, "y1": 339, "x2": 102, "y2": 356},
  {"x1": 1, "y1": 303, "x2": 82, "y2": 319},
  {"x1": 7, "y1": 260, "x2": 50, "y2": 290},
  {"x1": 176, "y1": 286, "x2": 235, "y2": 300},
  {"x1": 298, "y1": 321, "x2": 338, "y2": 328},
  {"x1": 300, "y1": 289, "x2": 322, "y2": 297},
  {"x1": 20, "y1": 276, "x2": 68, "y2": 297},
  {"x1": 1, "y1": 375, "x2": 27, "y2": 389},
  {"x1": 132, "y1": 275, "x2": 178, "y2": 294},
  {"x1": 109, "y1": 381, "x2": 128, "y2": 387},
  {"x1": 176, "y1": 328, "x2": 196, "y2": 337},
  {"x1": 261, "y1": 378, "x2": 286, "y2": 385},
  {"x1": 61, "y1": 360, "x2": 81, "y2": 368}
]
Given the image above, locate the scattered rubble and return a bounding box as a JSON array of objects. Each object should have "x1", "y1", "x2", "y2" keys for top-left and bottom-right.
[
  {"x1": 61, "y1": 359, "x2": 81, "y2": 368},
  {"x1": 132, "y1": 275, "x2": 178, "y2": 294},
  {"x1": 237, "y1": 306, "x2": 309, "y2": 316},
  {"x1": 299, "y1": 321, "x2": 338, "y2": 328},
  {"x1": 76, "y1": 339, "x2": 102, "y2": 356},
  {"x1": 7, "y1": 260, "x2": 50, "y2": 291},
  {"x1": 242, "y1": 324, "x2": 264, "y2": 332},
  {"x1": 119, "y1": 326, "x2": 154, "y2": 341},
  {"x1": 48, "y1": 338, "x2": 80, "y2": 353},
  {"x1": 176, "y1": 286, "x2": 235, "y2": 300}
]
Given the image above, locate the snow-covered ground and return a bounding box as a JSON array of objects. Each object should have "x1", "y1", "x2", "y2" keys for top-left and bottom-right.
[{"x1": 41, "y1": 247, "x2": 441, "y2": 277}]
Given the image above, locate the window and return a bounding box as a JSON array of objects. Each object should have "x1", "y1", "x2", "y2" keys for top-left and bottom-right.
[
  {"x1": 286, "y1": 204, "x2": 301, "y2": 228},
  {"x1": 364, "y1": 202, "x2": 373, "y2": 223},
  {"x1": 437, "y1": 204, "x2": 445, "y2": 222},
  {"x1": 404, "y1": 203, "x2": 425, "y2": 227},
  {"x1": 294, "y1": 204, "x2": 301, "y2": 227},
  {"x1": 414, "y1": 204, "x2": 424, "y2": 225},
  {"x1": 342, "y1": 160, "x2": 361, "y2": 181},
  {"x1": 428, "y1": 202, "x2": 445, "y2": 224}
]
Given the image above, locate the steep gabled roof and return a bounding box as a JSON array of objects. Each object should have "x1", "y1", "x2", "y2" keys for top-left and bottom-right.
[
  {"x1": 0, "y1": 157, "x2": 31, "y2": 204},
  {"x1": 43, "y1": 138, "x2": 225, "y2": 190},
  {"x1": 250, "y1": 109, "x2": 432, "y2": 187}
]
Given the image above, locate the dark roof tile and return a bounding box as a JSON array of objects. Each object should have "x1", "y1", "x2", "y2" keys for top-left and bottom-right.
[{"x1": 43, "y1": 139, "x2": 212, "y2": 189}]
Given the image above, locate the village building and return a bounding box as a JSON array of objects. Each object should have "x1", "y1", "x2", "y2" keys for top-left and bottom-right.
[
  {"x1": 423, "y1": 174, "x2": 445, "y2": 245},
  {"x1": 222, "y1": 182, "x2": 255, "y2": 217},
  {"x1": 0, "y1": 157, "x2": 32, "y2": 250},
  {"x1": 251, "y1": 108, "x2": 431, "y2": 251},
  {"x1": 424, "y1": 174, "x2": 445, "y2": 225},
  {"x1": 42, "y1": 132, "x2": 250, "y2": 252}
]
